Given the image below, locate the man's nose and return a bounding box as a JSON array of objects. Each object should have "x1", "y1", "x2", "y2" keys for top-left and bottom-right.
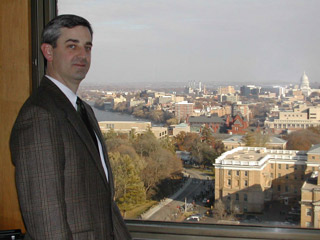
[{"x1": 78, "y1": 46, "x2": 88, "y2": 58}]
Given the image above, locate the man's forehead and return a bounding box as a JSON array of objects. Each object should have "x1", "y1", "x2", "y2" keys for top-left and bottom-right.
[{"x1": 59, "y1": 26, "x2": 92, "y2": 42}]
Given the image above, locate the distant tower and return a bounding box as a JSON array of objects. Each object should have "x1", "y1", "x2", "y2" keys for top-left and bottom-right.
[
  {"x1": 300, "y1": 71, "x2": 311, "y2": 96},
  {"x1": 199, "y1": 81, "x2": 202, "y2": 92}
]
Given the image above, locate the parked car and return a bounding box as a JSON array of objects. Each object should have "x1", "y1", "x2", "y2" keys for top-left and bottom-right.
[{"x1": 186, "y1": 215, "x2": 201, "y2": 222}]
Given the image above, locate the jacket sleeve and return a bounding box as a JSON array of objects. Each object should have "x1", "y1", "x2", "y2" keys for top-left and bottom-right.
[{"x1": 10, "y1": 105, "x2": 73, "y2": 240}]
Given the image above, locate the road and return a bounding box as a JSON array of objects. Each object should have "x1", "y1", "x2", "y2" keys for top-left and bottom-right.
[{"x1": 146, "y1": 168, "x2": 214, "y2": 222}]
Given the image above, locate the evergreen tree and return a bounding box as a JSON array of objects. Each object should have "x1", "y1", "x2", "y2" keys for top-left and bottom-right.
[{"x1": 109, "y1": 152, "x2": 146, "y2": 210}]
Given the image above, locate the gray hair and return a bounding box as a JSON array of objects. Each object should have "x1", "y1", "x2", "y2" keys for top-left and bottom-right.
[{"x1": 42, "y1": 14, "x2": 93, "y2": 48}]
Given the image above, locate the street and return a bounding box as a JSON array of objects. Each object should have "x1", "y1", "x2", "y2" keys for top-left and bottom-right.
[{"x1": 145, "y1": 168, "x2": 214, "y2": 222}]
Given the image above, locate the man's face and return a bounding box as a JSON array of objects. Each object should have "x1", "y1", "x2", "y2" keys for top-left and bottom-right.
[{"x1": 44, "y1": 25, "x2": 92, "y2": 90}]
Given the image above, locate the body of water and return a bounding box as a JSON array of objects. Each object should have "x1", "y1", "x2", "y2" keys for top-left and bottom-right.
[{"x1": 88, "y1": 102, "x2": 164, "y2": 126}]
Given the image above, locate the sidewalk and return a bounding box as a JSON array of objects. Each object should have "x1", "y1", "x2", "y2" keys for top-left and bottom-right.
[{"x1": 141, "y1": 175, "x2": 193, "y2": 220}]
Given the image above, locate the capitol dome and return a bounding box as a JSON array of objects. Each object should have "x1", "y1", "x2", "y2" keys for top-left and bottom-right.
[{"x1": 300, "y1": 71, "x2": 310, "y2": 89}]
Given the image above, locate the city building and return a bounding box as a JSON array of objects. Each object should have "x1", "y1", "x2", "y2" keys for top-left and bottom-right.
[
  {"x1": 300, "y1": 72, "x2": 312, "y2": 97},
  {"x1": 111, "y1": 95, "x2": 126, "y2": 108},
  {"x1": 174, "y1": 101, "x2": 194, "y2": 122},
  {"x1": 264, "y1": 104, "x2": 320, "y2": 134},
  {"x1": 300, "y1": 144, "x2": 320, "y2": 228},
  {"x1": 225, "y1": 113, "x2": 249, "y2": 135},
  {"x1": 151, "y1": 126, "x2": 168, "y2": 139},
  {"x1": 240, "y1": 85, "x2": 261, "y2": 97},
  {"x1": 168, "y1": 123, "x2": 191, "y2": 136},
  {"x1": 214, "y1": 146, "x2": 320, "y2": 214},
  {"x1": 300, "y1": 171, "x2": 320, "y2": 228},
  {"x1": 99, "y1": 121, "x2": 151, "y2": 135},
  {"x1": 158, "y1": 95, "x2": 173, "y2": 104},
  {"x1": 210, "y1": 105, "x2": 232, "y2": 117},
  {"x1": 219, "y1": 93, "x2": 239, "y2": 103},
  {"x1": 232, "y1": 103, "x2": 251, "y2": 121},
  {"x1": 217, "y1": 86, "x2": 235, "y2": 95},
  {"x1": 222, "y1": 135, "x2": 287, "y2": 150},
  {"x1": 187, "y1": 115, "x2": 225, "y2": 133}
]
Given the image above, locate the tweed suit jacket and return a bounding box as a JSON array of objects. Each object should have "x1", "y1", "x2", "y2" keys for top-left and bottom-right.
[{"x1": 10, "y1": 77, "x2": 132, "y2": 240}]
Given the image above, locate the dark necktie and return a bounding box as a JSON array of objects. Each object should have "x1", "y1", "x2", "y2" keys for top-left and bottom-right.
[{"x1": 76, "y1": 97, "x2": 99, "y2": 151}]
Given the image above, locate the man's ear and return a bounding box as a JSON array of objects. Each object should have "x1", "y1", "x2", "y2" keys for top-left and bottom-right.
[{"x1": 41, "y1": 43, "x2": 53, "y2": 62}]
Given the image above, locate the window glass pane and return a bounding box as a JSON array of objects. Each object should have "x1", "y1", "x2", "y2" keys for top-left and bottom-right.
[{"x1": 57, "y1": 0, "x2": 320, "y2": 230}]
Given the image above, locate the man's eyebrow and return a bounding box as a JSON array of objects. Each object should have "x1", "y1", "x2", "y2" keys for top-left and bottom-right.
[
  {"x1": 65, "y1": 39, "x2": 93, "y2": 46},
  {"x1": 65, "y1": 39, "x2": 79, "y2": 44}
]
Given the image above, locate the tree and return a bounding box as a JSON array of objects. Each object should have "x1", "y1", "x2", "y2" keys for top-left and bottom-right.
[
  {"x1": 244, "y1": 131, "x2": 269, "y2": 147},
  {"x1": 244, "y1": 131, "x2": 256, "y2": 146},
  {"x1": 173, "y1": 132, "x2": 200, "y2": 152},
  {"x1": 141, "y1": 148, "x2": 182, "y2": 196},
  {"x1": 201, "y1": 126, "x2": 215, "y2": 146},
  {"x1": 166, "y1": 117, "x2": 179, "y2": 126},
  {"x1": 214, "y1": 199, "x2": 226, "y2": 220},
  {"x1": 286, "y1": 129, "x2": 320, "y2": 150},
  {"x1": 160, "y1": 136, "x2": 176, "y2": 154},
  {"x1": 133, "y1": 130, "x2": 159, "y2": 157},
  {"x1": 109, "y1": 152, "x2": 146, "y2": 210}
]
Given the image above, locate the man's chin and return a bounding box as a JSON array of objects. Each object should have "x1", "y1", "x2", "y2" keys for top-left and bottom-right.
[{"x1": 73, "y1": 71, "x2": 88, "y2": 81}]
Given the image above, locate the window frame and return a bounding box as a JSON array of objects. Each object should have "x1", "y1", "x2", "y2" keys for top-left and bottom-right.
[
  {"x1": 31, "y1": 0, "x2": 57, "y2": 91},
  {"x1": 37, "y1": 1, "x2": 320, "y2": 239}
]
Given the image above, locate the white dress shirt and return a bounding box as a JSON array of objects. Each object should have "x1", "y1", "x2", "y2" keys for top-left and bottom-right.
[{"x1": 46, "y1": 75, "x2": 109, "y2": 181}]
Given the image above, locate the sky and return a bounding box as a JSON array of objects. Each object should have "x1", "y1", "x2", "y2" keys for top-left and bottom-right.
[{"x1": 58, "y1": 0, "x2": 320, "y2": 87}]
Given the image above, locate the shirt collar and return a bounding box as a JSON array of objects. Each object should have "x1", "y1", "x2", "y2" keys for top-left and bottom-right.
[{"x1": 46, "y1": 75, "x2": 78, "y2": 110}]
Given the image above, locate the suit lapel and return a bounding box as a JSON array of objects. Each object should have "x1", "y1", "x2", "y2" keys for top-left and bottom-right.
[
  {"x1": 84, "y1": 103, "x2": 115, "y2": 194},
  {"x1": 40, "y1": 77, "x2": 110, "y2": 188}
]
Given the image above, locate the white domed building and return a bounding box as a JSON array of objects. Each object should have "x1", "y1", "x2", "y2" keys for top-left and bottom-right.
[{"x1": 299, "y1": 71, "x2": 312, "y2": 97}]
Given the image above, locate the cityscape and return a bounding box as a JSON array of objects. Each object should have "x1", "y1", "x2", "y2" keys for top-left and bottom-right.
[{"x1": 78, "y1": 72, "x2": 320, "y2": 229}]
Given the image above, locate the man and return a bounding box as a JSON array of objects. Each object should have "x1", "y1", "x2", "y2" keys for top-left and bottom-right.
[{"x1": 10, "y1": 14, "x2": 132, "y2": 240}]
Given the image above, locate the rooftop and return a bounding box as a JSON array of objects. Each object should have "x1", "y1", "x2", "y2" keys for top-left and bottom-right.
[
  {"x1": 302, "y1": 171, "x2": 320, "y2": 191},
  {"x1": 307, "y1": 144, "x2": 320, "y2": 155},
  {"x1": 215, "y1": 147, "x2": 307, "y2": 169}
]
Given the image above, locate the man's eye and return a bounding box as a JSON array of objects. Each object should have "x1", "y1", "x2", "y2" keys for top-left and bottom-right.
[
  {"x1": 85, "y1": 46, "x2": 92, "y2": 51},
  {"x1": 68, "y1": 45, "x2": 76, "y2": 49}
]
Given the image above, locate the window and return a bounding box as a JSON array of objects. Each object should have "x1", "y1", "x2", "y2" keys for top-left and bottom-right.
[
  {"x1": 306, "y1": 208, "x2": 312, "y2": 216},
  {"x1": 285, "y1": 186, "x2": 289, "y2": 192},
  {"x1": 228, "y1": 170, "x2": 232, "y2": 176},
  {"x1": 236, "y1": 170, "x2": 240, "y2": 176},
  {"x1": 278, "y1": 164, "x2": 281, "y2": 169},
  {"x1": 236, "y1": 193, "x2": 239, "y2": 201},
  {"x1": 244, "y1": 180, "x2": 248, "y2": 187},
  {"x1": 294, "y1": 165, "x2": 297, "y2": 170},
  {"x1": 286, "y1": 164, "x2": 289, "y2": 170},
  {"x1": 278, "y1": 173, "x2": 281, "y2": 178},
  {"x1": 244, "y1": 194, "x2": 248, "y2": 201},
  {"x1": 278, "y1": 185, "x2": 281, "y2": 191},
  {"x1": 46, "y1": 0, "x2": 320, "y2": 236}
]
